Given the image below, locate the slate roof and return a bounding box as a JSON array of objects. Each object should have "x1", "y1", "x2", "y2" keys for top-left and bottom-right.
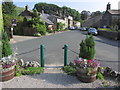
[
  {"x1": 19, "y1": 10, "x2": 33, "y2": 16},
  {"x1": 108, "y1": 10, "x2": 120, "y2": 15},
  {"x1": 40, "y1": 14, "x2": 54, "y2": 25}
]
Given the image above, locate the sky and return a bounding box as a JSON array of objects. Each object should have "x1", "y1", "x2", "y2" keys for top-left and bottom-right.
[{"x1": 3, "y1": 0, "x2": 120, "y2": 13}]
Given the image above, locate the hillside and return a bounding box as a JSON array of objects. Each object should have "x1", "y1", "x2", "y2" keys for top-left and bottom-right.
[{"x1": 15, "y1": 7, "x2": 24, "y2": 15}]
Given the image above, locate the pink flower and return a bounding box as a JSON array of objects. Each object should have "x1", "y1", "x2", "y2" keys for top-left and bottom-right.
[{"x1": 87, "y1": 60, "x2": 91, "y2": 63}]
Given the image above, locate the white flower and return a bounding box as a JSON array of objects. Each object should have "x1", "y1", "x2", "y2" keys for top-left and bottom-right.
[
  {"x1": 79, "y1": 58, "x2": 82, "y2": 61},
  {"x1": 84, "y1": 59, "x2": 87, "y2": 64}
]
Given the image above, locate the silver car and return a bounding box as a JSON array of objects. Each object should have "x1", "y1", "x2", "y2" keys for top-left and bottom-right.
[{"x1": 88, "y1": 28, "x2": 98, "y2": 35}]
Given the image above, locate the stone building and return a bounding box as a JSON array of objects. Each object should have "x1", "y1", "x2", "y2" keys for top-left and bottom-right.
[
  {"x1": 101, "y1": 3, "x2": 120, "y2": 28},
  {"x1": 48, "y1": 15, "x2": 74, "y2": 29},
  {"x1": 19, "y1": 5, "x2": 34, "y2": 19},
  {"x1": 82, "y1": 2, "x2": 120, "y2": 28}
]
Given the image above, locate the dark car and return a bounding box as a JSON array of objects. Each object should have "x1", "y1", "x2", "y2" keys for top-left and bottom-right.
[{"x1": 88, "y1": 28, "x2": 98, "y2": 35}]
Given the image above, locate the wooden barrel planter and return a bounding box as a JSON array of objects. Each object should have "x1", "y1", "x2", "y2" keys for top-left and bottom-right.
[
  {"x1": 0, "y1": 63, "x2": 15, "y2": 81},
  {"x1": 76, "y1": 67, "x2": 98, "y2": 83}
]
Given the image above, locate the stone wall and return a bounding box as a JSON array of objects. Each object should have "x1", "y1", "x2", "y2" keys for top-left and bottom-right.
[{"x1": 98, "y1": 30, "x2": 120, "y2": 40}]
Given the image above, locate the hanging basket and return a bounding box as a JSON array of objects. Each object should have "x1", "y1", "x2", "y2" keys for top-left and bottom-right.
[
  {"x1": 0, "y1": 63, "x2": 16, "y2": 82},
  {"x1": 76, "y1": 67, "x2": 98, "y2": 83}
]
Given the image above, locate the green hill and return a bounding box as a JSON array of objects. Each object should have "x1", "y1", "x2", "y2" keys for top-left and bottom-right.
[{"x1": 15, "y1": 7, "x2": 24, "y2": 15}]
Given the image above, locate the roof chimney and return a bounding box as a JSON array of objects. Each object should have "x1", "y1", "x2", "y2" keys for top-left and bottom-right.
[
  {"x1": 106, "y1": 2, "x2": 111, "y2": 11},
  {"x1": 42, "y1": 10, "x2": 44, "y2": 14},
  {"x1": 25, "y1": 5, "x2": 28, "y2": 11}
]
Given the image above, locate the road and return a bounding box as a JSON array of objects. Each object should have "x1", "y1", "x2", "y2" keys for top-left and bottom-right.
[{"x1": 11, "y1": 30, "x2": 119, "y2": 71}]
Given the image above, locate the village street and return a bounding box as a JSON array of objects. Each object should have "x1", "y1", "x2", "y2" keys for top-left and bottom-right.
[{"x1": 11, "y1": 30, "x2": 119, "y2": 72}]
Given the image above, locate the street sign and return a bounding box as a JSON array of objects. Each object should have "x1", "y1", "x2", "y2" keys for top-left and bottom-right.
[{"x1": 12, "y1": 19, "x2": 16, "y2": 26}]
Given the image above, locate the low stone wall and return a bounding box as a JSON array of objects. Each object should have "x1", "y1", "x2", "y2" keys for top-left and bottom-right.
[{"x1": 98, "y1": 30, "x2": 120, "y2": 40}]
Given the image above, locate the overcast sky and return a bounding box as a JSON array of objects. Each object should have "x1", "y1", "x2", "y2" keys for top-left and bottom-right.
[{"x1": 4, "y1": 0, "x2": 119, "y2": 13}]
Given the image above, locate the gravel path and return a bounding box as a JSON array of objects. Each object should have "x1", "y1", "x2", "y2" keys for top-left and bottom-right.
[{"x1": 2, "y1": 68, "x2": 119, "y2": 88}]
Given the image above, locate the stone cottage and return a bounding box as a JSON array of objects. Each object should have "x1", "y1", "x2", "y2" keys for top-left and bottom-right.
[
  {"x1": 19, "y1": 5, "x2": 34, "y2": 19},
  {"x1": 48, "y1": 15, "x2": 74, "y2": 29},
  {"x1": 82, "y1": 2, "x2": 120, "y2": 28},
  {"x1": 40, "y1": 13, "x2": 55, "y2": 30},
  {"x1": 101, "y1": 3, "x2": 120, "y2": 28}
]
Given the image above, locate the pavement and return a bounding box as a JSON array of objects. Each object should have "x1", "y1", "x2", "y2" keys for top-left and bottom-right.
[
  {"x1": 2, "y1": 68, "x2": 119, "y2": 88},
  {"x1": 1, "y1": 31, "x2": 119, "y2": 88}
]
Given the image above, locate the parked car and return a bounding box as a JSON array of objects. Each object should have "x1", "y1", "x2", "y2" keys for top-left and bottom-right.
[
  {"x1": 87, "y1": 28, "x2": 98, "y2": 35},
  {"x1": 81, "y1": 27, "x2": 87, "y2": 31},
  {"x1": 69, "y1": 26, "x2": 76, "y2": 30}
]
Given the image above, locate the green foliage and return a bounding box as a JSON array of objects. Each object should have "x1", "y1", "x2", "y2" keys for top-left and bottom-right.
[
  {"x1": 2, "y1": 0, "x2": 17, "y2": 15},
  {"x1": 15, "y1": 7, "x2": 24, "y2": 15},
  {"x1": 0, "y1": 4, "x2": 4, "y2": 58},
  {"x1": 22, "y1": 67, "x2": 44, "y2": 75},
  {"x1": 15, "y1": 63, "x2": 44, "y2": 76},
  {"x1": 33, "y1": 8, "x2": 39, "y2": 18},
  {"x1": 57, "y1": 22, "x2": 65, "y2": 31},
  {"x1": 34, "y1": 33, "x2": 41, "y2": 37},
  {"x1": 2, "y1": 32, "x2": 12, "y2": 57},
  {"x1": 3, "y1": 14, "x2": 23, "y2": 30},
  {"x1": 32, "y1": 19, "x2": 46, "y2": 35},
  {"x1": 34, "y1": 3, "x2": 61, "y2": 15},
  {"x1": 98, "y1": 28, "x2": 112, "y2": 31},
  {"x1": 62, "y1": 6, "x2": 81, "y2": 21},
  {"x1": 81, "y1": 10, "x2": 90, "y2": 20},
  {"x1": 34, "y1": 3, "x2": 81, "y2": 21},
  {"x1": 79, "y1": 35, "x2": 95, "y2": 59},
  {"x1": 63, "y1": 65, "x2": 76, "y2": 75},
  {"x1": 97, "y1": 72, "x2": 104, "y2": 80}
]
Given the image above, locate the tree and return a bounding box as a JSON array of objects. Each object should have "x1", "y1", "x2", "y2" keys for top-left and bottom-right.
[
  {"x1": 91, "y1": 11, "x2": 103, "y2": 17},
  {"x1": 57, "y1": 22, "x2": 65, "y2": 31},
  {"x1": 81, "y1": 10, "x2": 91, "y2": 20},
  {"x1": 79, "y1": 35, "x2": 95, "y2": 59},
  {"x1": 2, "y1": 0, "x2": 17, "y2": 15},
  {"x1": 2, "y1": 32, "x2": 12, "y2": 57},
  {"x1": 32, "y1": 9, "x2": 46, "y2": 35},
  {"x1": 34, "y1": 3, "x2": 61, "y2": 15},
  {"x1": 62, "y1": 6, "x2": 81, "y2": 21},
  {"x1": 33, "y1": 8, "x2": 39, "y2": 18},
  {"x1": 34, "y1": 3, "x2": 81, "y2": 21},
  {"x1": 0, "y1": 2, "x2": 4, "y2": 58}
]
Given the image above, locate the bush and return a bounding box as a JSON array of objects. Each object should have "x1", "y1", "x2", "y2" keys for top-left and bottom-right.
[
  {"x1": 63, "y1": 65, "x2": 76, "y2": 75},
  {"x1": 15, "y1": 63, "x2": 44, "y2": 76},
  {"x1": 34, "y1": 33, "x2": 41, "y2": 37},
  {"x1": 79, "y1": 35, "x2": 95, "y2": 59},
  {"x1": 57, "y1": 22, "x2": 65, "y2": 31},
  {"x1": 2, "y1": 32, "x2": 12, "y2": 57},
  {"x1": 3, "y1": 14, "x2": 23, "y2": 29}
]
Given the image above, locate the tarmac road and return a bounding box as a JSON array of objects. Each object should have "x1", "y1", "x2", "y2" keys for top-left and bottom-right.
[{"x1": 11, "y1": 30, "x2": 119, "y2": 71}]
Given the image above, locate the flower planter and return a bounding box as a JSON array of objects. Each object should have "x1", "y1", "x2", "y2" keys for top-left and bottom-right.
[
  {"x1": 0, "y1": 63, "x2": 15, "y2": 81},
  {"x1": 76, "y1": 67, "x2": 98, "y2": 83}
]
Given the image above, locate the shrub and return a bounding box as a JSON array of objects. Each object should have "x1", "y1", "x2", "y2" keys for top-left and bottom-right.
[
  {"x1": 3, "y1": 14, "x2": 23, "y2": 29},
  {"x1": 34, "y1": 33, "x2": 41, "y2": 37},
  {"x1": 63, "y1": 65, "x2": 76, "y2": 75},
  {"x1": 79, "y1": 35, "x2": 95, "y2": 59},
  {"x1": 15, "y1": 63, "x2": 44, "y2": 76},
  {"x1": 32, "y1": 21, "x2": 46, "y2": 35},
  {"x1": 57, "y1": 22, "x2": 65, "y2": 31},
  {"x1": 2, "y1": 32, "x2": 12, "y2": 57}
]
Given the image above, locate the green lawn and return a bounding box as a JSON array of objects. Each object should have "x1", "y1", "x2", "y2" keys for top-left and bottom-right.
[{"x1": 98, "y1": 28, "x2": 112, "y2": 31}]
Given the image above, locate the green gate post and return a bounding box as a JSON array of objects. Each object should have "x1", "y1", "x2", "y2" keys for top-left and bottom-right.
[
  {"x1": 64, "y1": 44, "x2": 68, "y2": 66},
  {"x1": 40, "y1": 44, "x2": 44, "y2": 67}
]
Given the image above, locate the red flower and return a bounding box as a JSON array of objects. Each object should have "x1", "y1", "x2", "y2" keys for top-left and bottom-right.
[{"x1": 87, "y1": 60, "x2": 91, "y2": 63}]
